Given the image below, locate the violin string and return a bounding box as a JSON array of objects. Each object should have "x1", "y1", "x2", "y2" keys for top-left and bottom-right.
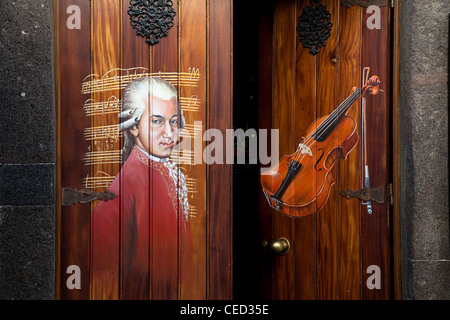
[
  {"x1": 293, "y1": 88, "x2": 362, "y2": 163},
  {"x1": 312, "y1": 88, "x2": 361, "y2": 142},
  {"x1": 292, "y1": 89, "x2": 360, "y2": 161}
]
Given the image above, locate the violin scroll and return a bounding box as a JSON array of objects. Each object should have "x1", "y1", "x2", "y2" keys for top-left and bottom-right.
[
  {"x1": 353, "y1": 75, "x2": 382, "y2": 96},
  {"x1": 361, "y1": 75, "x2": 383, "y2": 97},
  {"x1": 367, "y1": 75, "x2": 380, "y2": 86}
]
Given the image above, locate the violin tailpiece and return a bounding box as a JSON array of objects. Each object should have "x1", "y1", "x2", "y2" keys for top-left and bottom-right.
[{"x1": 271, "y1": 160, "x2": 302, "y2": 201}]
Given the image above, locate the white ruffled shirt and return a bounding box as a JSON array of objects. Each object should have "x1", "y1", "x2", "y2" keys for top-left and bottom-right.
[
  {"x1": 136, "y1": 145, "x2": 169, "y2": 163},
  {"x1": 135, "y1": 145, "x2": 190, "y2": 221}
]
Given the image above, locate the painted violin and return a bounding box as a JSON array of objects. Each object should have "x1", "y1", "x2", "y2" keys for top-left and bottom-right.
[{"x1": 260, "y1": 75, "x2": 382, "y2": 217}]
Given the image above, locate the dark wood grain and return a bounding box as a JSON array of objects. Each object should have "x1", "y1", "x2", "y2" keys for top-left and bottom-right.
[
  {"x1": 208, "y1": 0, "x2": 233, "y2": 300},
  {"x1": 56, "y1": 0, "x2": 92, "y2": 300},
  {"x1": 120, "y1": 0, "x2": 151, "y2": 300},
  {"x1": 315, "y1": 0, "x2": 339, "y2": 300},
  {"x1": 258, "y1": 2, "x2": 278, "y2": 300},
  {"x1": 294, "y1": 0, "x2": 317, "y2": 300},
  {"x1": 149, "y1": 0, "x2": 180, "y2": 301},
  {"x1": 361, "y1": 1, "x2": 391, "y2": 300},
  {"x1": 90, "y1": 0, "x2": 122, "y2": 300},
  {"x1": 336, "y1": 3, "x2": 362, "y2": 300},
  {"x1": 273, "y1": 0, "x2": 297, "y2": 300},
  {"x1": 178, "y1": 0, "x2": 208, "y2": 300},
  {"x1": 258, "y1": 0, "x2": 275, "y2": 300}
]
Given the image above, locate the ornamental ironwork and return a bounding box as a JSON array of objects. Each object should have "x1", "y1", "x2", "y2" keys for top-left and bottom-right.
[
  {"x1": 128, "y1": 0, "x2": 176, "y2": 46},
  {"x1": 296, "y1": 0, "x2": 333, "y2": 56}
]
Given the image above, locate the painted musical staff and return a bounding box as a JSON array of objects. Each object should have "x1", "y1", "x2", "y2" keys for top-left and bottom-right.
[
  {"x1": 83, "y1": 171, "x2": 115, "y2": 190},
  {"x1": 170, "y1": 148, "x2": 196, "y2": 164},
  {"x1": 83, "y1": 150, "x2": 123, "y2": 165},
  {"x1": 188, "y1": 205, "x2": 198, "y2": 219},
  {"x1": 185, "y1": 177, "x2": 199, "y2": 199},
  {"x1": 81, "y1": 67, "x2": 201, "y2": 94},
  {"x1": 84, "y1": 124, "x2": 121, "y2": 141},
  {"x1": 180, "y1": 95, "x2": 201, "y2": 113},
  {"x1": 84, "y1": 94, "x2": 201, "y2": 117},
  {"x1": 179, "y1": 123, "x2": 203, "y2": 139},
  {"x1": 84, "y1": 96, "x2": 121, "y2": 116}
]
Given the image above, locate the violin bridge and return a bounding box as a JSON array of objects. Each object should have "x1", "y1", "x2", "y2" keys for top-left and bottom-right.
[{"x1": 298, "y1": 143, "x2": 313, "y2": 157}]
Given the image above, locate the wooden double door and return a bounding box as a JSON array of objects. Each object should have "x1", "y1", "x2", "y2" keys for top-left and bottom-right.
[{"x1": 56, "y1": 0, "x2": 399, "y2": 300}]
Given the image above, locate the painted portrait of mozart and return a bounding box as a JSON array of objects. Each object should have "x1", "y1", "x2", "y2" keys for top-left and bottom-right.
[{"x1": 91, "y1": 77, "x2": 191, "y2": 300}]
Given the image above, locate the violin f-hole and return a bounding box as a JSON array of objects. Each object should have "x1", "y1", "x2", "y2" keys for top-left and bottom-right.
[{"x1": 315, "y1": 148, "x2": 325, "y2": 172}]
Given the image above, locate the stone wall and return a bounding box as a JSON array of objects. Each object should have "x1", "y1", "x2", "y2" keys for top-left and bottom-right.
[
  {"x1": 400, "y1": 0, "x2": 450, "y2": 299},
  {"x1": 0, "y1": 0, "x2": 55, "y2": 299}
]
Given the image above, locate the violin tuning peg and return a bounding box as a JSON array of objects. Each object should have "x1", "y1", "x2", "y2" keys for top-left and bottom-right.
[{"x1": 368, "y1": 75, "x2": 381, "y2": 86}]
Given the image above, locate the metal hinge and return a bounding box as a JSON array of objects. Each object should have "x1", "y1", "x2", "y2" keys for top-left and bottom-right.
[
  {"x1": 341, "y1": 184, "x2": 393, "y2": 207},
  {"x1": 340, "y1": 186, "x2": 385, "y2": 204},
  {"x1": 62, "y1": 187, "x2": 117, "y2": 207},
  {"x1": 387, "y1": 183, "x2": 393, "y2": 205}
]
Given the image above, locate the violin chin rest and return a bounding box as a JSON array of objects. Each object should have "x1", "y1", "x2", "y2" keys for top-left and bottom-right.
[{"x1": 260, "y1": 170, "x2": 282, "y2": 194}]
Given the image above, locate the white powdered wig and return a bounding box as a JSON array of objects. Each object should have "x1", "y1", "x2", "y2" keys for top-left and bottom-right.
[
  {"x1": 119, "y1": 76, "x2": 185, "y2": 161},
  {"x1": 119, "y1": 76, "x2": 184, "y2": 131}
]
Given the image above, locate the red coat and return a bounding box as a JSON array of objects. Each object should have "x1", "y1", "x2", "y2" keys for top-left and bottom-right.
[{"x1": 91, "y1": 146, "x2": 190, "y2": 300}]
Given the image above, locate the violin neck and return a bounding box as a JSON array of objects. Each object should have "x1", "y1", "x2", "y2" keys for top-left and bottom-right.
[
  {"x1": 334, "y1": 87, "x2": 362, "y2": 118},
  {"x1": 314, "y1": 88, "x2": 362, "y2": 142}
]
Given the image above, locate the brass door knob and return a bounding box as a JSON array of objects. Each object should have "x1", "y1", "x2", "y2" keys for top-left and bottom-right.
[{"x1": 262, "y1": 237, "x2": 290, "y2": 256}]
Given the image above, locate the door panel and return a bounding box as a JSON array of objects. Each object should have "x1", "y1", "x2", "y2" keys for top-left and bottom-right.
[
  {"x1": 361, "y1": 0, "x2": 391, "y2": 300},
  {"x1": 55, "y1": 0, "x2": 232, "y2": 300},
  {"x1": 258, "y1": 0, "x2": 393, "y2": 300},
  {"x1": 336, "y1": 3, "x2": 362, "y2": 300},
  {"x1": 56, "y1": 0, "x2": 92, "y2": 300}
]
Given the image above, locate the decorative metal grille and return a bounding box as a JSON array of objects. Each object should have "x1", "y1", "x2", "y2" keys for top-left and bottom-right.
[
  {"x1": 128, "y1": 0, "x2": 176, "y2": 46},
  {"x1": 296, "y1": 0, "x2": 333, "y2": 56}
]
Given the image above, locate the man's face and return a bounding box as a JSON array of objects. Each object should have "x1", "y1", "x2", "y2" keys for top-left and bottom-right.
[{"x1": 131, "y1": 95, "x2": 179, "y2": 159}]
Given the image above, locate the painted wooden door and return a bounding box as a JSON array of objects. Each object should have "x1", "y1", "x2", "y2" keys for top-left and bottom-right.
[
  {"x1": 55, "y1": 0, "x2": 232, "y2": 300},
  {"x1": 258, "y1": 0, "x2": 395, "y2": 300}
]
